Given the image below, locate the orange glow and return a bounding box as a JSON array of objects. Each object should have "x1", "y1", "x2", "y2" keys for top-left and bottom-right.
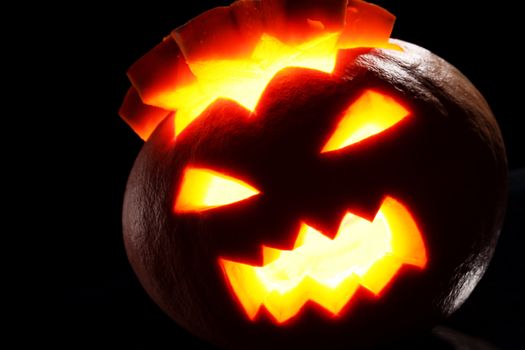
[
  {"x1": 174, "y1": 167, "x2": 260, "y2": 212},
  {"x1": 121, "y1": 1, "x2": 400, "y2": 139},
  {"x1": 151, "y1": 33, "x2": 341, "y2": 135},
  {"x1": 219, "y1": 197, "x2": 426, "y2": 323},
  {"x1": 322, "y1": 90, "x2": 410, "y2": 153}
]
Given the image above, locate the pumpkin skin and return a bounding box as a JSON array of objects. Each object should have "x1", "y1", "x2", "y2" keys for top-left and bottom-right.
[{"x1": 123, "y1": 40, "x2": 507, "y2": 349}]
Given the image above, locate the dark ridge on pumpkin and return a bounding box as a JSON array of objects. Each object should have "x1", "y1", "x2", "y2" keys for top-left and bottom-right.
[{"x1": 442, "y1": 168, "x2": 525, "y2": 349}]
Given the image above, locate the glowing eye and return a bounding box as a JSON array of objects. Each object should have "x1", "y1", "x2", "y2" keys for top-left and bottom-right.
[
  {"x1": 321, "y1": 90, "x2": 410, "y2": 153},
  {"x1": 174, "y1": 167, "x2": 260, "y2": 213}
]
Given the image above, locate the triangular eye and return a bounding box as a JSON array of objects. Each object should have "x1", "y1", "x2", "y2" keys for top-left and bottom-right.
[
  {"x1": 174, "y1": 167, "x2": 260, "y2": 213},
  {"x1": 321, "y1": 90, "x2": 410, "y2": 153}
]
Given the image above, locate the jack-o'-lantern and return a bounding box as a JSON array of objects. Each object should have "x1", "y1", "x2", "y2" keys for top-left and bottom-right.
[{"x1": 120, "y1": 1, "x2": 507, "y2": 349}]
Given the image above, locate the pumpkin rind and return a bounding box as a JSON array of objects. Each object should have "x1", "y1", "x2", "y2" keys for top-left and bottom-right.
[{"x1": 123, "y1": 40, "x2": 507, "y2": 349}]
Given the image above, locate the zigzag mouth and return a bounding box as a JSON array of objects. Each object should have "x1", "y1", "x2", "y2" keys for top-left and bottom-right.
[{"x1": 219, "y1": 196, "x2": 427, "y2": 324}]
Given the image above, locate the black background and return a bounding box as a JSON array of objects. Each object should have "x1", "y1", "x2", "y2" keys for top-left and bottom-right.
[{"x1": 47, "y1": 1, "x2": 524, "y2": 348}]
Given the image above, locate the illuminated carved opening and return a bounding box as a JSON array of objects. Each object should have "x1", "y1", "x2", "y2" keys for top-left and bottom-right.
[
  {"x1": 322, "y1": 90, "x2": 410, "y2": 153},
  {"x1": 121, "y1": 1, "x2": 400, "y2": 140},
  {"x1": 159, "y1": 33, "x2": 342, "y2": 135},
  {"x1": 174, "y1": 167, "x2": 260, "y2": 212},
  {"x1": 219, "y1": 196, "x2": 426, "y2": 323}
]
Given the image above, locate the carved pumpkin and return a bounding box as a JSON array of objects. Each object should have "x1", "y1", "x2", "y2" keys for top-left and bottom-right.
[{"x1": 120, "y1": 1, "x2": 507, "y2": 349}]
